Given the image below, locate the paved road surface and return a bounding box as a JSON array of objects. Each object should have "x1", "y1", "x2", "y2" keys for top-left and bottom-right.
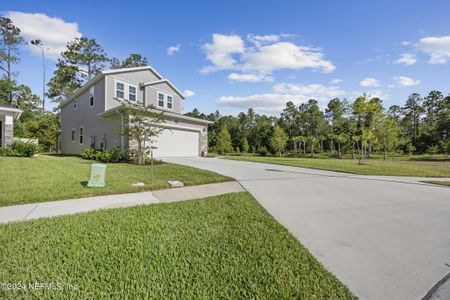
[{"x1": 163, "y1": 157, "x2": 450, "y2": 300}]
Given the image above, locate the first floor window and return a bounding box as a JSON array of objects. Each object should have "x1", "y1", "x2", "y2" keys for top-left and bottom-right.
[
  {"x1": 129, "y1": 85, "x2": 137, "y2": 101},
  {"x1": 116, "y1": 82, "x2": 125, "y2": 98},
  {"x1": 158, "y1": 93, "x2": 164, "y2": 107},
  {"x1": 79, "y1": 127, "x2": 84, "y2": 144},
  {"x1": 71, "y1": 129, "x2": 75, "y2": 142},
  {"x1": 167, "y1": 95, "x2": 173, "y2": 109}
]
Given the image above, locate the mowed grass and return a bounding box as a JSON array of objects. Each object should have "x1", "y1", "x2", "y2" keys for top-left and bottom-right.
[
  {"x1": 421, "y1": 181, "x2": 450, "y2": 186},
  {"x1": 0, "y1": 155, "x2": 231, "y2": 207},
  {"x1": 225, "y1": 155, "x2": 450, "y2": 177},
  {"x1": 0, "y1": 192, "x2": 354, "y2": 299}
]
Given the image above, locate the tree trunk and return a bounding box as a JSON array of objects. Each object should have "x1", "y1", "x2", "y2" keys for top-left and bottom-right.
[
  {"x1": 352, "y1": 141, "x2": 355, "y2": 159},
  {"x1": 293, "y1": 141, "x2": 297, "y2": 157},
  {"x1": 303, "y1": 141, "x2": 306, "y2": 157},
  {"x1": 383, "y1": 146, "x2": 387, "y2": 160}
]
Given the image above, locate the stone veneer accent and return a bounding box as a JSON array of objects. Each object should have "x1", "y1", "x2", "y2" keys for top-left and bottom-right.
[{"x1": 3, "y1": 123, "x2": 13, "y2": 146}]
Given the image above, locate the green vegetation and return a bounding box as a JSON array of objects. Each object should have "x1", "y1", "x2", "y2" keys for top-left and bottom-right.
[
  {"x1": 0, "y1": 192, "x2": 354, "y2": 299},
  {"x1": 421, "y1": 181, "x2": 450, "y2": 186},
  {"x1": 0, "y1": 155, "x2": 231, "y2": 207},
  {"x1": 0, "y1": 141, "x2": 40, "y2": 157},
  {"x1": 226, "y1": 155, "x2": 450, "y2": 177}
]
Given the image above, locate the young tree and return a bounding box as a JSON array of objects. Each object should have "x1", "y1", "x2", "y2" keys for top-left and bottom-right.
[
  {"x1": 375, "y1": 115, "x2": 401, "y2": 160},
  {"x1": 241, "y1": 137, "x2": 250, "y2": 153},
  {"x1": 270, "y1": 125, "x2": 288, "y2": 157},
  {"x1": 216, "y1": 127, "x2": 233, "y2": 154},
  {"x1": 104, "y1": 101, "x2": 165, "y2": 165},
  {"x1": 402, "y1": 93, "x2": 423, "y2": 143},
  {"x1": 0, "y1": 17, "x2": 25, "y2": 103}
]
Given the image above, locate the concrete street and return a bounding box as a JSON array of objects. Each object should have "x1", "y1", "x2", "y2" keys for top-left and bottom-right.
[{"x1": 163, "y1": 157, "x2": 450, "y2": 300}]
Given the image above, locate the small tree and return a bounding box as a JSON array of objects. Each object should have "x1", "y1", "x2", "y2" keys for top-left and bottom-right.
[
  {"x1": 104, "y1": 101, "x2": 165, "y2": 165},
  {"x1": 216, "y1": 127, "x2": 233, "y2": 154},
  {"x1": 270, "y1": 125, "x2": 288, "y2": 157},
  {"x1": 375, "y1": 116, "x2": 400, "y2": 160},
  {"x1": 241, "y1": 137, "x2": 250, "y2": 153}
]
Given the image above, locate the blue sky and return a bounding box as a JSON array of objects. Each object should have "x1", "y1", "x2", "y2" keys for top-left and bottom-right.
[{"x1": 2, "y1": 0, "x2": 450, "y2": 114}]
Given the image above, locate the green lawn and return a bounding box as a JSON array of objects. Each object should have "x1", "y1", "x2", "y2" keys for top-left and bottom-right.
[
  {"x1": 421, "y1": 181, "x2": 450, "y2": 186},
  {"x1": 0, "y1": 192, "x2": 354, "y2": 299},
  {"x1": 0, "y1": 155, "x2": 231, "y2": 207},
  {"x1": 225, "y1": 155, "x2": 450, "y2": 177}
]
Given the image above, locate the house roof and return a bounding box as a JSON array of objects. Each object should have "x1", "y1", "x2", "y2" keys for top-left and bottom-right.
[
  {"x1": 98, "y1": 106, "x2": 213, "y2": 125},
  {"x1": 0, "y1": 104, "x2": 22, "y2": 120},
  {"x1": 140, "y1": 79, "x2": 185, "y2": 99},
  {"x1": 59, "y1": 65, "x2": 165, "y2": 108}
]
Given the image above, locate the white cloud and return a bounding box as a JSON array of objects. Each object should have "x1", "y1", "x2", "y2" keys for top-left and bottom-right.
[
  {"x1": 183, "y1": 90, "x2": 195, "y2": 97},
  {"x1": 167, "y1": 44, "x2": 181, "y2": 55},
  {"x1": 393, "y1": 76, "x2": 420, "y2": 86},
  {"x1": 394, "y1": 53, "x2": 417, "y2": 65},
  {"x1": 418, "y1": 35, "x2": 450, "y2": 64},
  {"x1": 351, "y1": 90, "x2": 390, "y2": 100},
  {"x1": 219, "y1": 82, "x2": 345, "y2": 113},
  {"x1": 273, "y1": 83, "x2": 345, "y2": 98},
  {"x1": 360, "y1": 77, "x2": 380, "y2": 87},
  {"x1": 227, "y1": 72, "x2": 273, "y2": 82},
  {"x1": 330, "y1": 78, "x2": 343, "y2": 84},
  {"x1": 201, "y1": 34, "x2": 245, "y2": 73},
  {"x1": 201, "y1": 33, "x2": 335, "y2": 78},
  {"x1": 5, "y1": 11, "x2": 82, "y2": 59}
]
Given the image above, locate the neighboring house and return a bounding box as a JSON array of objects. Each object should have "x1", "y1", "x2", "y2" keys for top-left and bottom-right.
[
  {"x1": 0, "y1": 104, "x2": 22, "y2": 148},
  {"x1": 60, "y1": 66, "x2": 212, "y2": 157}
]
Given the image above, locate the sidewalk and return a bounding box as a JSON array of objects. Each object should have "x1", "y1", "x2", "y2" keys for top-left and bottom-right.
[{"x1": 0, "y1": 181, "x2": 244, "y2": 224}]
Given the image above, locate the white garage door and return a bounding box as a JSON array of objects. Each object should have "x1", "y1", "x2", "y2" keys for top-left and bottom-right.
[{"x1": 152, "y1": 128, "x2": 199, "y2": 157}]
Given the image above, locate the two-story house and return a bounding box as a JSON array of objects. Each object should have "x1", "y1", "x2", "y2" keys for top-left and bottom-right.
[{"x1": 60, "y1": 66, "x2": 211, "y2": 157}]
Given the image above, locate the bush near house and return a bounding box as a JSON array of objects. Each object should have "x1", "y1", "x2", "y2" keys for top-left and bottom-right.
[
  {"x1": 81, "y1": 148, "x2": 127, "y2": 163},
  {"x1": 0, "y1": 141, "x2": 40, "y2": 157}
]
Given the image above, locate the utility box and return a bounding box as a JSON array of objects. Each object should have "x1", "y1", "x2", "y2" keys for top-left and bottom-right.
[{"x1": 87, "y1": 163, "x2": 106, "y2": 187}]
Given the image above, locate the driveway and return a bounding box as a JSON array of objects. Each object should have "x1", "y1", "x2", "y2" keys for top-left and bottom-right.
[{"x1": 163, "y1": 157, "x2": 450, "y2": 300}]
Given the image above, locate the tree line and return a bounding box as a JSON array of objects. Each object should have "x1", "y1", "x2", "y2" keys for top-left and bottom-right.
[{"x1": 186, "y1": 91, "x2": 450, "y2": 159}]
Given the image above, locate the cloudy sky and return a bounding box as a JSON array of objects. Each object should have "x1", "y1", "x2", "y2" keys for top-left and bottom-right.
[{"x1": 2, "y1": 0, "x2": 450, "y2": 114}]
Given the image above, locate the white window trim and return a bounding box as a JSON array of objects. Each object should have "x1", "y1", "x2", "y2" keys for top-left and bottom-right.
[
  {"x1": 166, "y1": 95, "x2": 174, "y2": 110},
  {"x1": 157, "y1": 92, "x2": 165, "y2": 108},
  {"x1": 114, "y1": 80, "x2": 125, "y2": 100},
  {"x1": 79, "y1": 126, "x2": 84, "y2": 145},
  {"x1": 128, "y1": 84, "x2": 137, "y2": 102},
  {"x1": 89, "y1": 86, "x2": 95, "y2": 108},
  {"x1": 71, "y1": 128, "x2": 76, "y2": 143},
  {"x1": 156, "y1": 91, "x2": 174, "y2": 110}
]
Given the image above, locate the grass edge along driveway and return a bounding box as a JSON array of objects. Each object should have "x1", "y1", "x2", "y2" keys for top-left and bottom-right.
[
  {"x1": 0, "y1": 154, "x2": 232, "y2": 207},
  {"x1": 0, "y1": 192, "x2": 355, "y2": 299},
  {"x1": 225, "y1": 155, "x2": 450, "y2": 177}
]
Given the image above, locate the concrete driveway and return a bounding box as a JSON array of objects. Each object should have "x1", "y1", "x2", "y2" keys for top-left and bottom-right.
[{"x1": 163, "y1": 157, "x2": 450, "y2": 300}]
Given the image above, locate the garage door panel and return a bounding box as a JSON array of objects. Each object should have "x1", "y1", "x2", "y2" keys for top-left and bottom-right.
[{"x1": 152, "y1": 129, "x2": 199, "y2": 157}]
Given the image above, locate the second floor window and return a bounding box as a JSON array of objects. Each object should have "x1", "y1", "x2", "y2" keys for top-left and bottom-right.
[
  {"x1": 89, "y1": 87, "x2": 95, "y2": 107},
  {"x1": 116, "y1": 82, "x2": 125, "y2": 99},
  {"x1": 167, "y1": 96, "x2": 173, "y2": 109},
  {"x1": 129, "y1": 86, "x2": 137, "y2": 101},
  {"x1": 158, "y1": 93, "x2": 164, "y2": 107},
  {"x1": 74, "y1": 99, "x2": 77, "y2": 109},
  {"x1": 71, "y1": 129, "x2": 75, "y2": 142}
]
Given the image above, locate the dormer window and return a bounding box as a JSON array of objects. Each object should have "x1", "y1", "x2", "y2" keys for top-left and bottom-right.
[
  {"x1": 116, "y1": 82, "x2": 125, "y2": 99},
  {"x1": 129, "y1": 85, "x2": 137, "y2": 101}
]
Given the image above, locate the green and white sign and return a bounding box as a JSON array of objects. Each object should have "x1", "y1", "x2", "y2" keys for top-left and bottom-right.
[{"x1": 88, "y1": 163, "x2": 107, "y2": 187}]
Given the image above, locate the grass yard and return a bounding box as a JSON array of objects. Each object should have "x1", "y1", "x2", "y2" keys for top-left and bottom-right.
[
  {"x1": 421, "y1": 181, "x2": 450, "y2": 186},
  {"x1": 225, "y1": 155, "x2": 450, "y2": 177},
  {"x1": 0, "y1": 155, "x2": 231, "y2": 207},
  {"x1": 0, "y1": 192, "x2": 354, "y2": 299}
]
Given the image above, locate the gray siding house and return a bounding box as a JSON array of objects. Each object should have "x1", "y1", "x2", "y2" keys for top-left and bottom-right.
[{"x1": 60, "y1": 66, "x2": 211, "y2": 157}]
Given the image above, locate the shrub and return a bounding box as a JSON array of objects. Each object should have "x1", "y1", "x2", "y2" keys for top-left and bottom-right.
[
  {"x1": 144, "y1": 157, "x2": 164, "y2": 165},
  {"x1": 426, "y1": 145, "x2": 439, "y2": 155},
  {"x1": 5, "y1": 141, "x2": 40, "y2": 157},
  {"x1": 81, "y1": 148, "x2": 96, "y2": 160},
  {"x1": 257, "y1": 146, "x2": 268, "y2": 156}
]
